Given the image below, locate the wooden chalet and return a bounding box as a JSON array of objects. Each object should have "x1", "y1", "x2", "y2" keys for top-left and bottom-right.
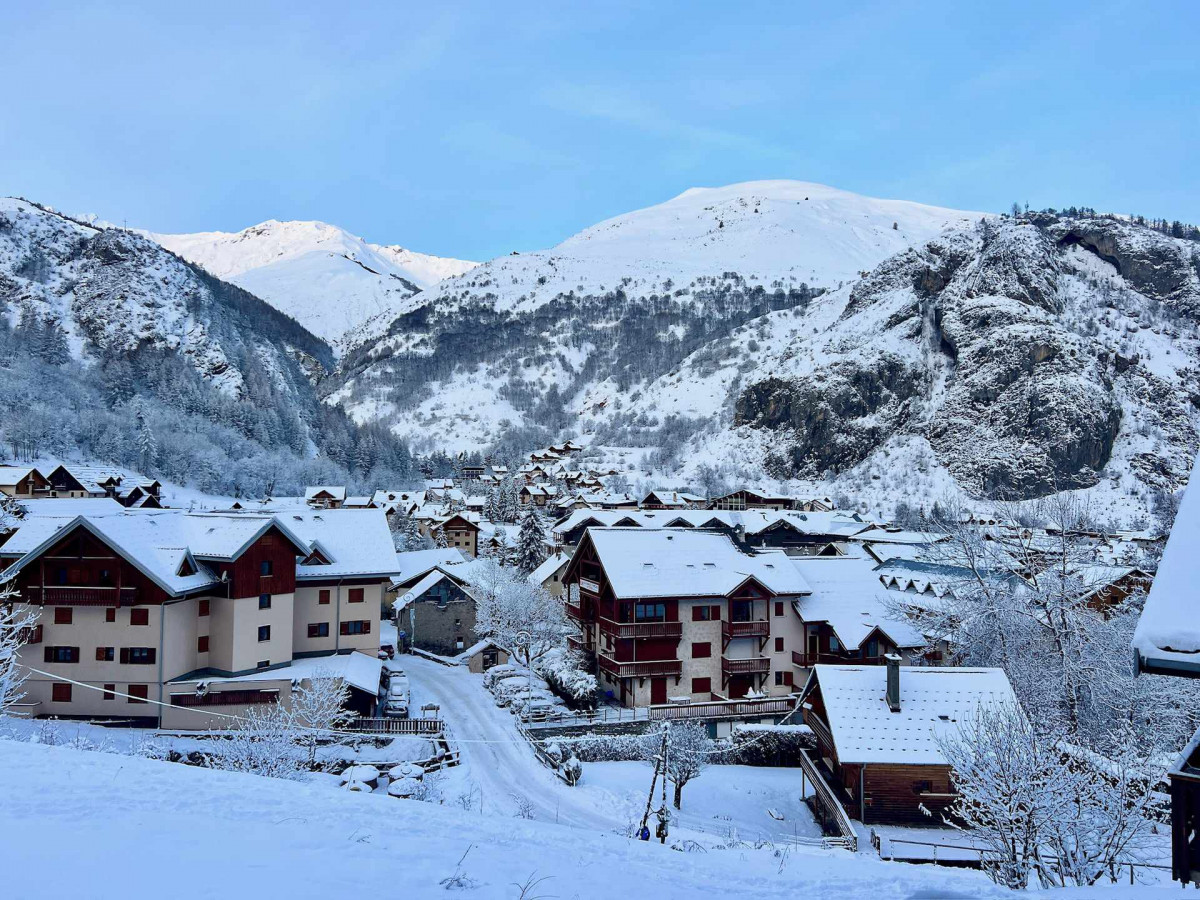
[
  {"x1": 0, "y1": 466, "x2": 51, "y2": 499},
  {"x1": 708, "y1": 489, "x2": 798, "y2": 512},
  {"x1": 798, "y1": 659, "x2": 1019, "y2": 825},
  {"x1": 304, "y1": 485, "x2": 346, "y2": 509}
]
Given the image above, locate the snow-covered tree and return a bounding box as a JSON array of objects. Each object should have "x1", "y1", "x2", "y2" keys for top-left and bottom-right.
[
  {"x1": 470, "y1": 559, "x2": 567, "y2": 668},
  {"x1": 654, "y1": 721, "x2": 711, "y2": 809},
  {"x1": 288, "y1": 669, "x2": 352, "y2": 768},
  {"x1": 205, "y1": 702, "x2": 306, "y2": 781},
  {"x1": 0, "y1": 581, "x2": 37, "y2": 716},
  {"x1": 514, "y1": 508, "x2": 547, "y2": 574},
  {"x1": 938, "y1": 703, "x2": 1156, "y2": 889},
  {"x1": 131, "y1": 396, "x2": 158, "y2": 473}
]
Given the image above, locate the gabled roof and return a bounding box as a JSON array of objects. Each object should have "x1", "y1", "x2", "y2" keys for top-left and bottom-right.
[
  {"x1": 790, "y1": 555, "x2": 925, "y2": 651},
  {"x1": 276, "y1": 509, "x2": 400, "y2": 580},
  {"x1": 304, "y1": 485, "x2": 346, "y2": 502},
  {"x1": 393, "y1": 548, "x2": 468, "y2": 586},
  {"x1": 528, "y1": 551, "x2": 570, "y2": 587},
  {"x1": 581, "y1": 528, "x2": 811, "y2": 599},
  {"x1": 801, "y1": 665, "x2": 1019, "y2": 765},
  {"x1": 18, "y1": 497, "x2": 125, "y2": 518},
  {"x1": 0, "y1": 465, "x2": 39, "y2": 487}
]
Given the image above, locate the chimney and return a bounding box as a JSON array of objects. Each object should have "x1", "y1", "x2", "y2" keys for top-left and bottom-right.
[{"x1": 885, "y1": 653, "x2": 902, "y2": 712}]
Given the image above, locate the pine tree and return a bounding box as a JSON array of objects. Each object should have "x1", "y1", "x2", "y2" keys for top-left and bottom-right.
[
  {"x1": 514, "y1": 508, "x2": 547, "y2": 574},
  {"x1": 132, "y1": 397, "x2": 158, "y2": 473}
]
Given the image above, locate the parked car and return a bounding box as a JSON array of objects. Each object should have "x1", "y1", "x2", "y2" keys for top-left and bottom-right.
[{"x1": 378, "y1": 644, "x2": 395, "y2": 660}]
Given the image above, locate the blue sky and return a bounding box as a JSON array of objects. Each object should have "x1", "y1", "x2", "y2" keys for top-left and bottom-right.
[{"x1": 2, "y1": 1, "x2": 1196, "y2": 260}]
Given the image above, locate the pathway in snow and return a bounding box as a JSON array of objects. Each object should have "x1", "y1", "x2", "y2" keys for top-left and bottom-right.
[{"x1": 402, "y1": 654, "x2": 630, "y2": 832}]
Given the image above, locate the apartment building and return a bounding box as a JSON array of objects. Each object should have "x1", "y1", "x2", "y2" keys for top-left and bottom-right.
[
  {"x1": 1, "y1": 507, "x2": 399, "y2": 728},
  {"x1": 562, "y1": 528, "x2": 811, "y2": 708}
]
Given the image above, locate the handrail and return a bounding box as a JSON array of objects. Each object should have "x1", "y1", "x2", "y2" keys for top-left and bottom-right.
[{"x1": 798, "y1": 747, "x2": 858, "y2": 851}]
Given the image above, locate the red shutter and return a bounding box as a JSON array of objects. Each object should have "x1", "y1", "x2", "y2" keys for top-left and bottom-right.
[
  {"x1": 54, "y1": 607, "x2": 73, "y2": 624},
  {"x1": 105, "y1": 607, "x2": 116, "y2": 622},
  {"x1": 43, "y1": 647, "x2": 53, "y2": 663},
  {"x1": 197, "y1": 636, "x2": 209, "y2": 653},
  {"x1": 691, "y1": 641, "x2": 711, "y2": 659},
  {"x1": 774, "y1": 601, "x2": 784, "y2": 617},
  {"x1": 340, "y1": 622, "x2": 349, "y2": 636},
  {"x1": 198, "y1": 599, "x2": 210, "y2": 617},
  {"x1": 52, "y1": 683, "x2": 71, "y2": 703},
  {"x1": 363, "y1": 620, "x2": 370, "y2": 634},
  {"x1": 119, "y1": 647, "x2": 130, "y2": 664},
  {"x1": 710, "y1": 605, "x2": 720, "y2": 619},
  {"x1": 319, "y1": 590, "x2": 330, "y2": 605},
  {"x1": 349, "y1": 588, "x2": 364, "y2": 603},
  {"x1": 774, "y1": 637, "x2": 784, "y2": 652},
  {"x1": 96, "y1": 646, "x2": 107, "y2": 661}
]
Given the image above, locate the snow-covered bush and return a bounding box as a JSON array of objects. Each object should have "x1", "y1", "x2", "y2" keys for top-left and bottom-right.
[
  {"x1": 532, "y1": 648, "x2": 597, "y2": 706},
  {"x1": 0, "y1": 581, "x2": 37, "y2": 716}
]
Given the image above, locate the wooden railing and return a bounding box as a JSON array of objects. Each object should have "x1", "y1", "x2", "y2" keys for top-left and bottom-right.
[
  {"x1": 346, "y1": 717, "x2": 443, "y2": 735},
  {"x1": 169, "y1": 689, "x2": 280, "y2": 708},
  {"x1": 598, "y1": 617, "x2": 682, "y2": 640},
  {"x1": 792, "y1": 651, "x2": 887, "y2": 668},
  {"x1": 648, "y1": 695, "x2": 794, "y2": 721},
  {"x1": 798, "y1": 747, "x2": 858, "y2": 851},
  {"x1": 17, "y1": 624, "x2": 42, "y2": 645},
  {"x1": 597, "y1": 653, "x2": 682, "y2": 678},
  {"x1": 722, "y1": 619, "x2": 769, "y2": 640},
  {"x1": 721, "y1": 655, "x2": 770, "y2": 676},
  {"x1": 23, "y1": 586, "x2": 137, "y2": 606}
]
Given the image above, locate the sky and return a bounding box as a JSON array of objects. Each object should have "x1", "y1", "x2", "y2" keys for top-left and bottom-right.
[{"x1": 1, "y1": 1, "x2": 1196, "y2": 261}]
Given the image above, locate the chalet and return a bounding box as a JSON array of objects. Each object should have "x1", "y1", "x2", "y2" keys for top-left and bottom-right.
[
  {"x1": 528, "y1": 550, "x2": 571, "y2": 597},
  {"x1": 518, "y1": 484, "x2": 559, "y2": 507},
  {"x1": 1055, "y1": 563, "x2": 1151, "y2": 612},
  {"x1": 390, "y1": 561, "x2": 481, "y2": 656},
  {"x1": 1, "y1": 507, "x2": 399, "y2": 728},
  {"x1": 799, "y1": 659, "x2": 1019, "y2": 825},
  {"x1": 460, "y1": 464, "x2": 486, "y2": 481},
  {"x1": 430, "y1": 514, "x2": 480, "y2": 557},
  {"x1": 562, "y1": 528, "x2": 810, "y2": 708},
  {"x1": 304, "y1": 486, "x2": 346, "y2": 509},
  {"x1": 787, "y1": 555, "x2": 927, "y2": 674},
  {"x1": 457, "y1": 638, "x2": 510, "y2": 673},
  {"x1": 640, "y1": 489, "x2": 705, "y2": 510},
  {"x1": 0, "y1": 466, "x2": 51, "y2": 499},
  {"x1": 70, "y1": 466, "x2": 127, "y2": 498},
  {"x1": 708, "y1": 489, "x2": 798, "y2": 512},
  {"x1": 1133, "y1": 451, "x2": 1200, "y2": 884},
  {"x1": 43, "y1": 465, "x2": 94, "y2": 498}
]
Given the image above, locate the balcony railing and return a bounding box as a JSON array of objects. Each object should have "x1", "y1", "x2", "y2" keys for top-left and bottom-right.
[
  {"x1": 567, "y1": 634, "x2": 595, "y2": 655},
  {"x1": 598, "y1": 618, "x2": 682, "y2": 640},
  {"x1": 597, "y1": 653, "x2": 682, "y2": 678},
  {"x1": 792, "y1": 650, "x2": 887, "y2": 668},
  {"x1": 17, "y1": 624, "x2": 42, "y2": 645},
  {"x1": 648, "y1": 695, "x2": 795, "y2": 721},
  {"x1": 22, "y1": 586, "x2": 138, "y2": 606},
  {"x1": 722, "y1": 619, "x2": 769, "y2": 640},
  {"x1": 721, "y1": 656, "x2": 770, "y2": 676}
]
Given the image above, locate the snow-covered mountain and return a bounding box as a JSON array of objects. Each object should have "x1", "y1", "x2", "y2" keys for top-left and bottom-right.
[
  {"x1": 331, "y1": 180, "x2": 983, "y2": 451},
  {"x1": 148, "y1": 219, "x2": 477, "y2": 346}
]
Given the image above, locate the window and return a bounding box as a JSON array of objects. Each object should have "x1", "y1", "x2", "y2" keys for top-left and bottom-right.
[
  {"x1": 56, "y1": 567, "x2": 68, "y2": 585},
  {"x1": 102, "y1": 684, "x2": 115, "y2": 701},
  {"x1": 260, "y1": 561, "x2": 273, "y2": 577},
  {"x1": 829, "y1": 634, "x2": 841, "y2": 652},
  {"x1": 127, "y1": 684, "x2": 148, "y2": 704},
  {"x1": 912, "y1": 780, "x2": 933, "y2": 796},
  {"x1": 318, "y1": 589, "x2": 330, "y2": 605},
  {"x1": 456, "y1": 639, "x2": 464, "y2": 650},
  {"x1": 348, "y1": 588, "x2": 364, "y2": 603},
  {"x1": 198, "y1": 599, "x2": 210, "y2": 617},
  {"x1": 774, "y1": 637, "x2": 784, "y2": 653},
  {"x1": 692, "y1": 605, "x2": 713, "y2": 622},
  {"x1": 44, "y1": 646, "x2": 79, "y2": 663},
  {"x1": 52, "y1": 683, "x2": 72, "y2": 703},
  {"x1": 691, "y1": 677, "x2": 711, "y2": 694},
  {"x1": 197, "y1": 635, "x2": 209, "y2": 653},
  {"x1": 96, "y1": 646, "x2": 114, "y2": 661},
  {"x1": 54, "y1": 607, "x2": 73, "y2": 625},
  {"x1": 634, "y1": 602, "x2": 666, "y2": 622},
  {"x1": 774, "y1": 671, "x2": 793, "y2": 686},
  {"x1": 130, "y1": 608, "x2": 149, "y2": 626},
  {"x1": 340, "y1": 620, "x2": 370, "y2": 636},
  {"x1": 454, "y1": 618, "x2": 462, "y2": 628},
  {"x1": 120, "y1": 647, "x2": 156, "y2": 665},
  {"x1": 774, "y1": 601, "x2": 784, "y2": 617},
  {"x1": 258, "y1": 625, "x2": 271, "y2": 643},
  {"x1": 307, "y1": 623, "x2": 329, "y2": 638},
  {"x1": 864, "y1": 638, "x2": 879, "y2": 658},
  {"x1": 257, "y1": 660, "x2": 270, "y2": 669},
  {"x1": 105, "y1": 607, "x2": 116, "y2": 623},
  {"x1": 691, "y1": 641, "x2": 711, "y2": 659},
  {"x1": 258, "y1": 593, "x2": 271, "y2": 609}
]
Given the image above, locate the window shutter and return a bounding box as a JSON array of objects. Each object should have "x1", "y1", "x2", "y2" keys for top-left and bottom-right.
[
  {"x1": 119, "y1": 647, "x2": 130, "y2": 664},
  {"x1": 363, "y1": 620, "x2": 370, "y2": 634},
  {"x1": 43, "y1": 647, "x2": 53, "y2": 663},
  {"x1": 340, "y1": 622, "x2": 349, "y2": 636},
  {"x1": 96, "y1": 647, "x2": 107, "y2": 661}
]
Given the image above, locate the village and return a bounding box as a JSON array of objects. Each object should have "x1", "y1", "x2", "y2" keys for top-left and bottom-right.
[{"x1": 0, "y1": 439, "x2": 1187, "y2": 889}]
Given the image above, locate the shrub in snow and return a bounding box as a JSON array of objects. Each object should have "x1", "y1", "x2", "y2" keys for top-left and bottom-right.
[
  {"x1": 289, "y1": 669, "x2": 352, "y2": 769},
  {"x1": 388, "y1": 777, "x2": 422, "y2": 798},
  {"x1": 532, "y1": 647, "x2": 597, "y2": 706},
  {"x1": 0, "y1": 581, "x2": 37, "y2": 716},
  {"x1": 205, "y1": 703, "x2": 306, "y2": 781}
]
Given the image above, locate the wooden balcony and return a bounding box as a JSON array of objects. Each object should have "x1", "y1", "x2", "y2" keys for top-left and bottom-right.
[
  {"x1": 567, "y1": 633, "x2": 595, "y2": 655},
  {"x1": 598, "y1": 617, "x2": 682, "y2": 640},
  {"x1": 17, "y1": 624, "x2": 42, "y2": 645},
  {"x1": 22, "y1": 586, "x2": 137, "y2": 606},
  {"x1": 722, "y1": 619, "x2": 769, "y2": 640},
  {"x1": 648, "y1": 695, "x2": 795, "y2": 721},
  {"x1": 792, "y1": 650, "x2": 886, "y2": 668},
  {"x1": 597, "y1": 652, "x2": 682, "y2": 679},
  {"x1": 721, "y1": 655, "x2": 770, "y2": 676}
]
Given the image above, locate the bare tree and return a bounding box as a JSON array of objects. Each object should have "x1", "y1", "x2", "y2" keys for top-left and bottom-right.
[
  {"x1": 288, "y1": 669, "x2": 353, "y2": 769},
  {"x1": 652, "y1": 721, "x2": 711, "y2": 809},
  {"x1": 0, "y1": 580, "x2": 37, "y2": 717},
  {"x1": 206, "y1": 703, "x2": 306, "y2": 781}
]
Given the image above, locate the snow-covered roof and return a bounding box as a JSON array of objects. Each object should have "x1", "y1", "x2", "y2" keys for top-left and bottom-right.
[
  {"x1": 304, "y1": 485, "x2": 347, "y2": 502},
  {"x1": 553, "y1": 508, "x2": 871, "y2": 539},
  {"x1": 852, "y1": 527, "x2": 946, "y2": 545},
  {"x1": 18, "y1": 498, "x2": 125, "y2": 517},
  {"x1": 528, "y1": 551, "x2": 570, "y2": 587},
  {"x1": 392, "y1": 569, "x2": 449, "y2": 613},
  {"x1": 174, "y1": 651, "x2": 383, "y2": 695},
  {"x1": 0, "y1": 465, "x2": 39, "y2": 486},
  {"x1": 584, "y1": 528, "x2": 811, "y2": 599},
  {"x1": 274, "y1": 509, "x2": 399, "y2": 580},
  {"x1": 1135, "y1": 451, "x2": 1200, "y2": 674},
  {"x1": 790, "y1": 556, "x2": 925, "y2": 651},
  {"x1": 393, "y1": 548, "x2": 466, "y2": 586},
  {"x1": 803, "y1": 665, "x2": 1018, "y2": 765}
]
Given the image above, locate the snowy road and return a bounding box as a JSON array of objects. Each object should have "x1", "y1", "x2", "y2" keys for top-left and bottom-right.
[{"x1": 402, "y1": 655, "x2": 631, "y2": 832}]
